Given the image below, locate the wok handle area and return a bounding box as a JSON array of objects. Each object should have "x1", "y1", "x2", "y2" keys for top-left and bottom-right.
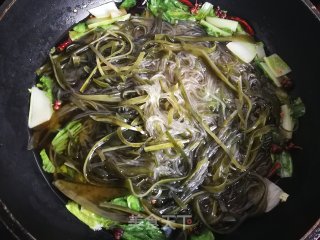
[{"x1": 0, "y1": 199, "x2": 36, "y2": 240}]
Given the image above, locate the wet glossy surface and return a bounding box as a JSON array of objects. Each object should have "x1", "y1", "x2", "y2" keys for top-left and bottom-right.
[{"x1": 0, "y1": 0, "x2": 319, "y2": 239}]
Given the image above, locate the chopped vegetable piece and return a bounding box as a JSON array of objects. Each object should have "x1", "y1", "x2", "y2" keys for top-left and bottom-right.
[
  {"x1": 58, "y1": 164, "x2": 85, "y2": 182},
  {"x1": 89, "y1": 2, "x2": 122, "y2": 19},
  {"x1": 258, "y1": 62, "x2": 281, "y2": 87},
  {"x1": 121, "y1": 220, "x2": 165, "y2": 240},
  {"x1": 69, "y1": 32, "x2": 88, "y2": 41},
  {"x1": 190, "y1": 229, "x2": 215, "y2": 240},
  {"x1": 39, "y1": 149, "x2": 55, "y2": 173},
  {"x1": 87, "y1": 14, "x2": 131, "y2": 29},
  {"x1": 291, "y1": 98, "x2": 306, "y2": 119},
  {"x1": 28, "y1": 87, "x2": 53, "y2": 128},
  {"x1": 274, "y1": 151, "x2": 293, "y2": 178},
  {"x1": 226, "y1": 16, "x2": 255, "y2": 36},
  {"x1": 120, "y1": 0, "x2": 137, "y2": 9},
  {"x1": 127, "y1": 195, "x2": 142, "y2": 212},
  {"x1": 264, "y1": 178, "x2": 289, "y2": 212},
  {"x1": 148, "y1": 0, "x2": 194, "y2": 23},
  {"x1": 226, "y1": 41, "x2": 257, "y2": 63},
  {"x1": 164, "y1": 9, "x2": 194, "y2": 23},
  {"x1": 280, "y1": 104, "x2": 294, "y2": 139},
  {"x1": 110, "y1": 195, "x2": 143, "y2": 212},
  {"x1": 111, "y1": 197, "x2": 128, "y2": 208},
  {"x1": 206, "y1": 16, "x2": 238, "y2": 32},
  {"x1": 149, "y1": 0, "x2": 190, "y2": 14},
  {"x1": 235, "y1": 24, "x2": 247, "y2": 35},
  {"x1": 195, "y1": 2, "x2": 215, "y2": 20},
  {"x1": 73, "y1": 23, "x2": 88, "y2": 33},
  {"x1": 66, "y1": 201, "x2": 115, "y2": 231},
  {"x1": 264, "y1": 54, "x2": 291, "y2": 77},
  {"x1": 36, "y1": 76, "x2": 54, "y2": 102},
  {"x1": 255, "y1": 42, "x2": 266, "y2": 59},
  {"x1": 52, "y1": 121, "x2": 82, "y2": 154},
  {"x1": 200, "y1": 20, "x2": 232, "y2": 37}
]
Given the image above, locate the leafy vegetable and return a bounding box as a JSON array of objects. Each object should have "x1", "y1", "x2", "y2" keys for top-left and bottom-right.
[
  {"x1": 66, "y1": 201, "x2": 115, "y2": 231},
  {"x1": 58, "y1": 164, "x2": 85, "y2": 182},
  {"x1": 258, "y1": 61, "x2": 281, "y2": 87},
  {"x1": 227, "y1": 16, "x2": 255, "y2": 36},
  {"x1": 206, "y1": 16, "x2": 238, "y2": 32},
  {"x1": 189, "y1": 229, "x2": 215, "y2": 240},
  {"x1": 235, "y1": 24, "x2": 247, "y2": 35},
  {"x1": 255, "y1": 42, "x2": 266, "y2": 59},
  {"x1": 264, "y1": 54, "x2": 291, "y2": 77},
  {"x1": 39, "y1": 149, "x2": 55, "y2": 173},
  {"x1": 87, "y1": 14, "x2": 131, "y2": 29},
  {"x1": 291, "y1": 98, "x2": 306, "y2": 119},
  {"x1": 36, "y1": 76, "x2": 54, "y2": 102},
  {"x1": 73, "y1": 23, "x2": 88, "y2": 33},
  {"x1": 226, "y1": 41, "x2": 257, "y2": 63},
  {"x1": 54, "y1": 180, "x2": 129, "y2": 223},
  {"x1": 200, "y1": 20, "x2": 232, "y2": 37},
  {"x1": 69, "y1": 23, "x2": 91, "y2": 41},
  {"x1": 164, "y1": 9, "x2": 194, "y2": 23},
  {"x1": 111, "y1": 197, "x2": 129, "y2": 208},
  {"x1": 148, "y1": 0, "x2": 194, "y2": 23},
  {"x1": 195, "y1": 2, "x2": 215, "y2": 20},
  {"x1": 127, "y1": 195, "x2": 142, "y2": 212},
  {"x1": 274, "y1": 151, "x2": 293, "y2": 178},
  {"x1": 111, "y1": 195, "x2": 143, "y2": 212},
  {"x1": 121, "y1": 0, "x2": 137, "y2": 9},
  {"x1": 280, "y1": 104, "x2": 294, "y2": 139},
  {"x1": 69, "y1": 29, "x2": 93, "y2": 41},
  {"x1": 121, "y1": 220, "x2": 165, "y2": 240},
  {"x1": 52, "y1": 121, "x2": 82, "y2": 154}
]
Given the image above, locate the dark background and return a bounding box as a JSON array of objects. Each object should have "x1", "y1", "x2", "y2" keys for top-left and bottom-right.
[
  {"x1": 0, "y1": 1, "x2": 10, "y2": 238},
  {"x1": 0, "y1": 0, "x2": 12, "y2": 233},
  {"x1": 1, "y1": 0, "x2": 18, "y2": 237},
  {"x1": 1, "y1": 226, "x2": 13, "y2": 240}
]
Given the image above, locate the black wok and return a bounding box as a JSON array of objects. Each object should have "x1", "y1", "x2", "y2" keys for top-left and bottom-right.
[{"x1": 0, "y1": 0, "x2": 319, "y2": 239}]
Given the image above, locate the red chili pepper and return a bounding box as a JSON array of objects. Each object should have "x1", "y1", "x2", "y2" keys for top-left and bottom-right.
[
  {"x1": 215, "y1": 6, "x2": 227, "y2": 19},
  {"x1": 57, "y1": 38, "x2": 73, "y2": 52},
  {"x1": 191, "y1": 3, "x2": 201, "y2": 14},
  {"x1": 113, "y1": 228, "x2": 124, "y2": 240},
  {"x1": 280, "y1": 111, "x2": 285, "y2": 119},
  {"x1": 54, "y1": 100, "x2": 62, "y2": 111},
  {"x1": 271, "y1": 144, "x2": 283, "y2": 154},
  {"x1": 267, "y1": 162, "x2": 282, "y2": 178},
  {"x1": 280, "y1": 76, "x2": 293, "y2": 89},
  {"x1": 285, "y1": 142, "x2": 302, "y2": 151},
  {"x1": 178, "y1": 0, "x2": 194, "y2": 8},
  {"x1": 178, "y1": 0, "x2": 201, "y2": 14},
  {"x1": 226, "y1": 16, "x2": 255, "y2": 36}
]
